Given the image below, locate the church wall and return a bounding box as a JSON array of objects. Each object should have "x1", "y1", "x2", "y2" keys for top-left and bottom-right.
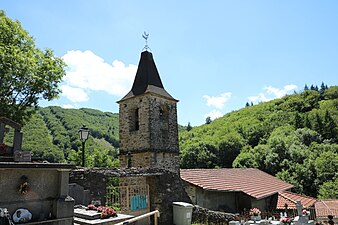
[
  {"x1": 119, "y1": 95, "x2": 151, "y2": 152},
  {"x1": 119, "y1": 93, "x2": 179, "y2": 173},
  {"x1": 120, "y1": 152, "x2": 179, "y2": 173}
]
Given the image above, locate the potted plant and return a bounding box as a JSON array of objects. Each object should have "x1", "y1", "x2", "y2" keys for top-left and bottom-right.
[{"x1": 249, "y1": 208, "x2": 262, "y2": 221}]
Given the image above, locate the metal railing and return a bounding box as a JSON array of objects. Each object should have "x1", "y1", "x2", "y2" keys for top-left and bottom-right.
[{"x1": 115, "y1": 210, "x2": 160, "y2": 225}]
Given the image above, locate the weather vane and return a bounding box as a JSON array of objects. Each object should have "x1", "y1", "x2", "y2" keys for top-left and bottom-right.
[{"x1": 142, "y1": 32, "x2": 151, "y2": 51}]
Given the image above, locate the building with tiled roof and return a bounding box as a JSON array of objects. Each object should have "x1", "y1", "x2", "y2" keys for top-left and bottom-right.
[
  {"x1": 180, "y1": 168, "x2": 293, "y2": 213},
  {"x1": 315, "y1": 200, "x2": 338, "y2": 223},
  {"x1": 277, "y1": 191, "x2": 317, "y2": 209}
]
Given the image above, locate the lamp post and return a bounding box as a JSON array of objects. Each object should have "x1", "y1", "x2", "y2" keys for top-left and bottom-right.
[{"x1": 78, "y1": 125, "x2": 89, "y2": 167}]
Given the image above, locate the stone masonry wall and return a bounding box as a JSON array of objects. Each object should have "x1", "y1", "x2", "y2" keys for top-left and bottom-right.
[
  {"x1": 119, "y1": 95, "x2": 151, "y2": 151},
  {"x1": 119, "y1": 94, "x2": 179, "y2": 153},
  {"x1": 119, "y1": 152, "x2": 180, "y2": 173},
  {"x1": 119, "y1": 94, "x2": 179, "y2": 173},
  {"x1": 70, "y1": 169, "x2": 192, "y2": 225},
  {"x1": 147, "y1": 171, "x2": 192, "y2": 225},
  {"x1": 69, "y1": 169, "x2": 107, "y2": 206}
]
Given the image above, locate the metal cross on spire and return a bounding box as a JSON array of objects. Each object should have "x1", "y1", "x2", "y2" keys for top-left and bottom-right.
[{"x1": 142, "y1": 32, "x2": 151, "y2": 51}]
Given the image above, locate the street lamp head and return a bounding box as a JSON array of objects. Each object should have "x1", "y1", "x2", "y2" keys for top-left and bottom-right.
[{"x1": 79, "y1": 125, "x2": 89, "y2": 142}]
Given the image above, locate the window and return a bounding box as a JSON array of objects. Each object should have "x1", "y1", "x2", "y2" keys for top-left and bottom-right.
[{"x1": 129, "y1": 108, "x2": 140, "y2": 131}]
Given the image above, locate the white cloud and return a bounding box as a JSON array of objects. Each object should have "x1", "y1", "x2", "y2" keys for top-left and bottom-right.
[
  {"x1": 61, "y1": 50, "x2": 137, "y2": 102},
  {"x1": 203, "y1": 92, "x2": 232, "y2": 109},
  {"x1": 248, "y1": 84, "x2": 298, "y2": 104},
  {"x1": 204, "y1": 110, "x2": 223, "y2": 120},
  {"x1": 61, "y1": 85, "x2": 89, "y2": 102}
]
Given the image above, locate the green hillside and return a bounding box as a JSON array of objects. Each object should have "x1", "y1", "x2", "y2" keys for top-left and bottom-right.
[
  {"x1": 14, "y1": 85, "x2": 338, "y2": 199},
  {"x1": 179, "y1": 85, "x2": 338, "y2": 199},
  {"x1": 21, "y1": 106, "x2": 119, "y2": 167}
]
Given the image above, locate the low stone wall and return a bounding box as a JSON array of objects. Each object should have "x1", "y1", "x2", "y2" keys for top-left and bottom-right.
[
  {"x1": 147, "y1": 171, "x2": 192, "y2": 225},
  {"x1": 69, "y1": 168, "x2": 192, "y2": 225},
  {"x1": 192, "y1": 205, "x2": 238, "y2": 225}
]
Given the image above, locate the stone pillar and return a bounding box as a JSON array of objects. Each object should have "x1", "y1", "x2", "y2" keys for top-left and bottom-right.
[
  {"x1": 58, "y1": 170, "x2": 70, "y2": 198},
  {"x1": 13, "y1": 129, "x2": 23, "y2": 151},
  {"x1": 52, "y1": 170, "x2": 74, "y2": 225}
]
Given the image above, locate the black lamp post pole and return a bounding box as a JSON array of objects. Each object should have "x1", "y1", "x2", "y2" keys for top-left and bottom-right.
[{"x1": 82, "y1": 141, "x2": 85, "y2": 167}]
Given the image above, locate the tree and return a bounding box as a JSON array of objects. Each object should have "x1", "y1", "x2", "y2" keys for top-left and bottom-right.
[
  {"x1": 186, "y1": 122, "x2": 192, "y2": 131},
  {"x1": 304, "y1": 114, "x2": 312, "y2": 129},
  {"x1": 0, "y1": 11, "x2": 66, "y2": 124},
  {"x1": 205, "y1": 116, "x2": 212, "y2": 124},
  {"x1": 318, "y1": 179, "x2": 338, "y2": 199},
  {"x1": 218, "y1": 133, "x2": 245, "y2": 168},
  {"x1": 304, "y1": 84, "x2": 309, "y2": 91},
  {"x1": 293, "y1": 112, "x2": 303, "y2": 129},
  {"x1": 180, "y1": 143, "x2": 218, "y2": 169},
  {"x1": 313, "y1": 113, "x2": 323, "y2": 134},
  {"x1": 323, "y1": 110, "x2": 337, "y2": 141},
  {"x1": 319, "y1": 82, "x2": 327, "y2": 95}
]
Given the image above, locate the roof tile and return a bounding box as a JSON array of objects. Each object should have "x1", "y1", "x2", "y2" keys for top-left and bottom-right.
[
  {"x1": 315, "y1": 200, "x2": 338, "y2": 218},
  {"x1": 180, "y1": 168, "x2": 293, "y2": 199},
  {"x1": 277, "y1": 191, "x2": 317, "y2": 209}
]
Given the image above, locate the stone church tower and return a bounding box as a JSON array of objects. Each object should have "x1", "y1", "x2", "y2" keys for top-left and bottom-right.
[{"x1": 118, "y1": 50, "x2": 179, "y2": 173}]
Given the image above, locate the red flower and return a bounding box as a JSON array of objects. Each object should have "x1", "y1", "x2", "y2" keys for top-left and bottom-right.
[
  {"x1": 87, "y1": 204, "x2": 97, "y2": 210},
  {"x1": 97, "y1": 206, "x2": 105, "y2": 212},
  {"x1": 280, "y1": 217, "x2": 291, "y2": 224},
  {"x1": 100, "y1": 207, "x2": 117, "y2": 219}
]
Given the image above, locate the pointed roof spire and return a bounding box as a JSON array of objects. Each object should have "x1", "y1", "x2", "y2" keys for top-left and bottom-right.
[
  {"x1": 131, "y1": 51, "x2": 163, "y2": 95},
  {"x1": 119, "y1": 51, "x2": 177, "y2": 102}
]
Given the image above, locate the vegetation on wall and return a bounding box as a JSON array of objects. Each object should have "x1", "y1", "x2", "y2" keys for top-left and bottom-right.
[{"x1": 179, "y1": 84, "x2": 338, "y2": 199}]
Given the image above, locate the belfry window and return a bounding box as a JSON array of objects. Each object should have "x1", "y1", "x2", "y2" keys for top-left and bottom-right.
[
  {"x1": 129, "y1": 108, "x2": 140, "y2": 131},
  {"x1": 135, "y1": 108, "x2": 139, "y2": 131}
]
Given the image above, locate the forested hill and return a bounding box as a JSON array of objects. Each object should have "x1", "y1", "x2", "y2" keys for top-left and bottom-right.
[
  {"x1": 21, "y1": 107, "x2": 120, "y2": 167},
  {"x1": 17, "y1": 85, "x2": 338, "y2": 199},
  {"x1": 179, "y1": 85, "x2": 338, "y2": 199}
]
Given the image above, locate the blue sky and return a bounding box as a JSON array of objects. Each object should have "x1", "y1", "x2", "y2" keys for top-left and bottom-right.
[{"x1": 2, "y1": 1, "x2": 338, "y2": 126}]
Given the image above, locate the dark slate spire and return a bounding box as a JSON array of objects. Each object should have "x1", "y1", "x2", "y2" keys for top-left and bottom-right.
[
  {"x1": 131, "y1": 51, "x2": 164, "y2": 95},
  {"x1": 119, "y1": 51, "x2": 177, "y2": 102}
]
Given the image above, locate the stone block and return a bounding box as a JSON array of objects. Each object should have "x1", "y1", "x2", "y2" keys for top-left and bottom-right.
[
  {"x1": 13, "y1": 150, "x2": 31, "y2": 162},
  {"x1": 53, "y1": 196, "x2": 74, "y2": 218}
]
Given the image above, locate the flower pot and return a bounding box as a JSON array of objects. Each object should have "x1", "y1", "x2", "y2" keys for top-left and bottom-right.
[{"x1": 251, "y1": 215, "x2": 261, "y2": 221}]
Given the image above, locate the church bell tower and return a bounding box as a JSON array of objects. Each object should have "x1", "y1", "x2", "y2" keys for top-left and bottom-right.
[{"x1": 117, "y1": 50, "x2": 179, "y2": 173}]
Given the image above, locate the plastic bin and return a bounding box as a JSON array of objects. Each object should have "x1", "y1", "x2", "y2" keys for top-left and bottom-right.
[{"x1": 173, "y1": 202, "x2": 193, "y2": 225}]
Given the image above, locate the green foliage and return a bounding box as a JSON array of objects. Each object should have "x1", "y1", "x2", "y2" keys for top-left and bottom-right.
[
  {"x1": 205, "y1": 116, "x2": 212, "y2": 124},
  {"x1": 0, "y1": 10, "x2": 65, "y2": 124},
  {"x1": 22, "y1": 106, "x2": 119, "y2": 168},
  {"x1": 180, "y1": 142, "x2": 218, "y2": 168},
  {"x1": 179, "y1": 85, "x2": 338, "y2": 197},
  {"x1": 186, "y1": 122, "x2": 192, "y2": 131},
  {"x1": 318, "y1": 178, "x2": 338, "y2": 199}
]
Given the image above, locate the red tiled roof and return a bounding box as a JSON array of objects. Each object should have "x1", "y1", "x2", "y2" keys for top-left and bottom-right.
[
  {"x1": 315, "y1": 200, "x2": 338, "y2": 218},
  {"x1": 277, "y1": 191, "x2": 317, "y2": 209},
  {"x1": 180, "y1": 168, "x2": 293, "y2": 199}
]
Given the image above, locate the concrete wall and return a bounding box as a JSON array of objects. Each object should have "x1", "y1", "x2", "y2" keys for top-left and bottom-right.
[
  {"x1": 194, "y1": 188, "x2": 237, "y2": 212},
  {"x1": 0, "y1": 166, "x2": 73, "y2": 224},
  {"x1": 251, "y1": 194, "x2": 278, "y2": 212},
  {"x1": 183, "y1": 182, "x2": 274, "y2": 213}
]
